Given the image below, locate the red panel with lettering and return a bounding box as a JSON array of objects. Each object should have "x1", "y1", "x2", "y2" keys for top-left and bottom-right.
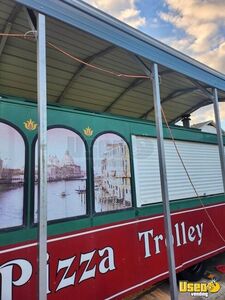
[{"x1": 1, "y1": 203, "x2": 225, "y2": 300}]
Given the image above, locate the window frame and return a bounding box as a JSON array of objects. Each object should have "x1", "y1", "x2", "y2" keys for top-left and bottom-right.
[
  {"x1": 31, "y1": 125, "x2": 89, "y2": 225},
  {"x1": 91, "y1": 131, "x2": 134, "y2": 215}
]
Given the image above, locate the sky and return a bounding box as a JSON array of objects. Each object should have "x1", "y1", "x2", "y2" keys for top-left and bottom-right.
[{"x1": 84, "y1": 0, "x2": 225, "y2": 129}]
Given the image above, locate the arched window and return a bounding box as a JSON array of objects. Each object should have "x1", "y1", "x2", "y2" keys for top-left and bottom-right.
[
  {"x1": 93, "y1": 133, "x2": 132, "y2": 213},
  {"x1": 34, "y1": 128, "x2": 87, "y2": 222},
  {"x1": 0, "y1": 122, "x2": 25, "y2": 229}
]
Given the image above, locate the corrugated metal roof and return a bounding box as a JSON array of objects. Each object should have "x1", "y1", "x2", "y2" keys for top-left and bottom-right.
[
  {"x1": 0, "y1": 0, "x2": 225, "y2": 123},
  {"x1": 15, "y1": 0, "x2": 225, "y2": 90}
]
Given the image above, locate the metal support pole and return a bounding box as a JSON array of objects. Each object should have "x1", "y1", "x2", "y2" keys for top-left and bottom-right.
[
  {"x1": 37, "y1": 13, "x2": 47, "y2": 300},
  {"x1": 151, "y1": 63, "x2": 178, "y2": 300},
  {"x1": 213, "y1": 88, "x2": 225, "y2": 192}
]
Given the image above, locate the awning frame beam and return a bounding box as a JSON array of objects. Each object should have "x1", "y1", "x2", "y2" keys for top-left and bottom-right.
[
  {"x1": 138, "y1": 57, "x2": 178, "y2": 299},
  {"x1": 24, "y1": 7, "x2": 37, "y2": 33},
  {"x1": 213, "y1": 88, "x2": 225, "y2": 193},
  {"x1": 151, "y1": 63, "x2": 178, "y2": 300},
  {"x1": 37, "y1": 12, "x2": 48, "y2": 300}
]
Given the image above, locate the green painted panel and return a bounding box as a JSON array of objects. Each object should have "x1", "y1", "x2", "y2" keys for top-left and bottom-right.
[{"x1": 0, "y1": 96, "x2": 224, "y2": 247}]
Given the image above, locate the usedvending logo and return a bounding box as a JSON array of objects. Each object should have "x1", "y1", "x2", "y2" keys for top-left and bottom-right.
[{"x1": 179, "y1": 280, "x2": 221, "y2": 297}]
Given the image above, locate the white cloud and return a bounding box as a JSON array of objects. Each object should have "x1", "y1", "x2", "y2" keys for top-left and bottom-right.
[
  {"x1": 83, "y1": 0, "x2": 146, "y2": 28},
  {"x1": 195, "y1": 41, "x2": 225, "y2": 74},
  {"x1": 160, "y1": 0, "x2": 225, "y2": 73},
  {"x1": 160, "y1": 1, "x2": 225, "y2": 126},
  {"x1": 83, "y1": 0, "x2": 225, "y2": 126}
]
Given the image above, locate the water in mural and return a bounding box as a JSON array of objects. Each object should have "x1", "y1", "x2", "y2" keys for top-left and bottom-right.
[
  {"x1": 0, "y1": 186, "x2": 24, "y2": 229},
  {"x1": 34, "y1": 179, "x2": 86, "y2": 222},
  {"x1": 34, "y1": 128, "x2": 87, "y2": 221},
  {"x1": 0, "y1": 122, "x2": 25, "y2": 229}
]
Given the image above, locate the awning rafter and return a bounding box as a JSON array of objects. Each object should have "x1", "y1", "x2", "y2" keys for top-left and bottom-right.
[
  {"x1": 0, "y1": 4, "x2": 21, "y2": 57},
  {"x1": 56, "y1": 45, "x2": 115, "y2": 103},
  {"x1": 104, "y1": 78, "x2": 145, "y2": 112},
  {"x1": 141, "y1": 88, "x2": 200, "y2": 119},
  {"x1": 188, "y1": 78, "x2": 214, "y2": 100},
  {"x1": 170, "y1": 99, "x2": 212, "y2": 124},
  {"x1": 171, "y1": 95, "x2": 225, "y2": 124}
]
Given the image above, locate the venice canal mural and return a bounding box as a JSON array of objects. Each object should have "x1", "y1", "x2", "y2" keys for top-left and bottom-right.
[
  {"x1": 93, "y1": 133, "x2": 132, "y2": 212},
  {"x1": 0, "y1": 126, "x2": 132, "y2": 229},
  {"x1": 34, "y1": 128, "x2": 87, "y2": 222},
  {"x1": 0, "y1": 122, "x2": 25, "y2": 229}
]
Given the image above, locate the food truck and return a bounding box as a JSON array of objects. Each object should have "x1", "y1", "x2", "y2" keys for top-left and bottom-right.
[{"x1": 1, "y1": 0, "x2": 225, "y2": 299}]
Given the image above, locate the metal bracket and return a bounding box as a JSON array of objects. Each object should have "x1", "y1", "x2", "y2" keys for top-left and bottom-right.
[
  {"x1": 131, "y1": 54, "x2": 154, "y2": 79},
  {"x1": 188, "y1": 78, "x2": 214, "y2": 101},
  {"x1": 24, "y1": 7, "x2": 37, "y2": 39}
]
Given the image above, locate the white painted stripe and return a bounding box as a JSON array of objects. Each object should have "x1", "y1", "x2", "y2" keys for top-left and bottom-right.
[
  {"x1": 46, "y1": 202, "x2": 225, "y2": 243},
  {"x1": 105, "y1": 271, "x2": 169, "y2": 300},
  {"x1": 106, "y1": 246, "x2": 225, "y2": 299},
  {"x1": 177, "y1": 245, "x2": 225, "y2": 268},
  {"x1": 1, "y1": 201, "x2": 225, "y2": 254},
  {"x1": 171, "y1": 201, "x2": 225, "y2": 216},
  {"x1": 0, "y1": 242, "x2": 37, "y2": 254}
]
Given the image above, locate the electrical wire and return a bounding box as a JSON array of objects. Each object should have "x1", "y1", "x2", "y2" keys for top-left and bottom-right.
[
  {"x1": 47, "y1": 42, "x2": 150, "y2": 79},
  {"x1": 0, "y1": 32, "x2": 35, "y2": 39},
  {"x1": 0, "y1": 31, "x2": 150, "y2": 79},
  {"x1": 0, "y1": 33, "x2": 26, "y2": 36},
  {"x1": 161, "y1": 107, "x2": 225, "y2": 244}
]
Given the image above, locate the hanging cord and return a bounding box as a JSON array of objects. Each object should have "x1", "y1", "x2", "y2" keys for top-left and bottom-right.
[
  {"x1": 0, "y1": 31, "x2": 150, "y2": 79},
  {"x1": 0, "y1": 31, "x2": 36, "y2": 39},
  {"x1": 161, "y1": 107, "x2": 225, "y2": 244},
  {"x1": 0, "y1": 33, "x2": 26, "y2": 36},
  {"x1": 47, "y1": 42, "x2": 150, "y2": 79}
]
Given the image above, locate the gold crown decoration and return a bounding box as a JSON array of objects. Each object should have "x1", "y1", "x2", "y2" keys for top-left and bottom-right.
[
  {"x1": 24, "y1": 119, "x2": 38, "y2": 131},
  {"x1": 83, "y1": 126, "x2": 93, "y2": 137}
]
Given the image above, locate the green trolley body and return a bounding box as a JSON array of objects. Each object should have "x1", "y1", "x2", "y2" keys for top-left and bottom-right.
[{"x1": 0, "y1": 97, "x2": 225, "y2": 299}]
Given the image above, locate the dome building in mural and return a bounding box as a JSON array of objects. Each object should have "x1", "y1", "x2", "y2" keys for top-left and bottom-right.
[
  {"x1": 0, "y1": 155, "x2": 24, "y2": 186},
  {"x1": 47, "y1": 149, "x2": 85, "y2": 181},
  {"x1": 63, "y1": 150, "x2": 75, "y2": 166},
  {"x1": 47, "y1": 155, "x2": 61, "y2": 181},
  {"x1": 62, "y1": 150, "x2": 84, "y2": 179}
]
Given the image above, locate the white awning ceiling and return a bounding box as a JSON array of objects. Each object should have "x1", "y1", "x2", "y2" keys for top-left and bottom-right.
[{"x1": 1, "y1": 0, "x2": 225, "y2": 123}]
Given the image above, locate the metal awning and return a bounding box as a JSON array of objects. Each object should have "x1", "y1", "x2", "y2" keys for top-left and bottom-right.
[
  {"x1": 1, "y1": 2, "x2": 225, "y2": 300},
  {"x1": 0, "y1": 0, "x2": 224, "y2": 123}
]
